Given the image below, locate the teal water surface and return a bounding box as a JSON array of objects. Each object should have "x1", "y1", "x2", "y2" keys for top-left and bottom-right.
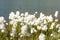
[{"x1": 0, "y1": 0, "x2": 60, "y2": 20}]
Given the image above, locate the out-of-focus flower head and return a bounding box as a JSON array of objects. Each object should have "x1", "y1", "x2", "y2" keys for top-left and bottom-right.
[
  {"x1": 16, "y1": 11, "x2": 20, "y2": 16},
  {"x1": 54, "y1": 11, "x2": 58, "y2": 18},
  {"x1": 46, "y1": 15, "x2": 53, "y2": 22},
  {"x1": 31, "y1": 28, "x2": 37, "y2": 33},
  {"x1": 25, "y1": 12, "x2": 29, "y2": 17},
  {"x1": 0, "y1": 16, "x2": 6, "y2": 23},
  {"x1": 42, "y1": 25, "x2": 47, "y2": 31},
  {"x1": 50, "y1": 22, "x2": 55, "y2": 29},
  {"x1": 39, "y1": 33, "x2": 45, "y2": 40},
  {"x1": 40, "y1": 12, "x2": 45, "y2": 18},
  {"x1": 37, "y1": 26, "x2": 41, "y2": 30},
  {"x1": 21, "y1": 25, "x2": 30, "y2": 36},
  {"x1": 0, "y1": 16, "x2": 6, "y2": 32},
  {"x1": 21, "y1": 13, "x2": 24, "y2": 17},
  {"x1": 9, "y1": 12, "x2": 15, "y2": 20}
]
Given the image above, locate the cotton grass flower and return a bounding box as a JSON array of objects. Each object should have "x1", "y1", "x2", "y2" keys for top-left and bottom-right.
[
  {"x1": 1, "y1": 29, "x2": 5, "y2": 32},
  {"x1": 39, "y1": 33, "x2": 45, "y2": 40},
  {"x1": 43, "y1": 19, "x2": 47, "y2": 24},
  {"x1": 21, "y1": 13, "x2": 24, "y2": 17},
  {"x1": 0, "y1": 23, "x2": 5, "y2": 29},
  {"x1": 40, "y1": 12, "x2": 44, "y2": 18},
  {"x1": 56, "y1": 24, "x2": 60, "y2": 28},
  {"x1": 50, "y1": 22, "x2": 55, "y2": 29},
  {"x1": 21, "y1": 25, "x2": 30, "y2": 36},
  {"x1": 37, "y1": 26, "x2": 41, "y2": 30},
  {"x1": 25, "y1": 12, "x2": 29, "y2": 17},
  {"x1": 10, "y1": 33, "x2": 15, "y2": 37},
  {"x1": 0, "y1": 17, "x2": 6, "y2": 32},
  {"x1": 55, "y1": 19, "x2": 58, "y2": 22},
  {"x1": 54, "y1": 11, "x2": 58, "y2": 18},
  {"x1": 42, "y1": 25, "x2": 47, "y2": 31},
  {"x1": 58, "y1": 29, "x2": 60, "y2": 33},
  {"x1": 10, "y1": 20, "x2": 17, "y2": 37},
  {"x1": 50, "y1": 33, "x2": 54, "y2": 36},
  {"x1": 16, "y1": 11, "x2": 20, "y2": 16},
  {"x1": 31, "y1": 28, "x2": 37, "y2": 33},
  {"x1": 9, "y1": 12, "x2": 15, "y2": 20},
  {"x1": 6, "y1": 23, "x2": 8, "y2": 25},
  {"x1": 35, "y1": 11, "x2": 38, "y2": 14},
  {"x1": 0, "y1": 16, "x2": 6, "y2": 23},
  {"x1": 47, "y1": 15, "x2": 53, "y2": 22},
  {"x1": 9, "y1": 21, "x2": 14, "y2": 25}
]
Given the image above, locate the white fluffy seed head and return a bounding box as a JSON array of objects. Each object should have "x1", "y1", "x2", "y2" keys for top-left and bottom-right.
[
  {"x1": 42, "y1": 25, "x2": 47, "y2": 31},
  {"x1": 25, "y1": 12, "x2": 28, "y2": 17},
  {"x1": 1, "y1": 29, "x2": 5, "y2": 32},
  {"x1": 47, "y1": 15, "x2": 53, "y2": 22},
  {"x1": 50, "y1": 22, "x2": 55, "y2": 29},
  {"x1": 56, "y1": 24, "x2": 60, "y2": 28},
  {"x1": 0, "y1": 23, "x2": 5, "y2": 29},
  {"x1": 50, "y1": 33, "x2": 53, "y2": 36},
  {"x1": 37, "y1": 26, "x2": 41, "y2": 30},
  {"x1": 35, "y1": 11, "x2": 38, "y2": 14},
  {"x1": 54, "y1": 11, "x2": 58, "y2": 18},
  {"x1": 55, "y1": 19, "x2": 58, "y2": 22},
  {"x1": 40, "y1": 12, "x2": 44, "y2": 17},
  {"x1": 10, "y1": 33, "x2": 14, "y2": 37},
  {"x1": 58, "y1": 29, "x2": 60, "y2": 33},
  {"x1": 9, "y1": 12, "x2": 15, "y2": 20},
  {"x1": 21, "y1": 13, "x2": 24, "y2": 16},
  {"x1": 9, "y1": 21, "x2": 14, "y2": 25},
  {"x1": 31, "y1": 28, "x2": 37, "y2": 33},
  {"x1": 21, "y1": 25, "x2": 31, "y2": 36},
  {"x1": 39, "y1": 33, "x2": 45, "y2": 40},
  {"x1": 16, "y1": 11, "x2": 20, "y2": 16},
  {"x1": 43, "y1": 19, "x2": 47, "y2": 24},
  {"x1": 0, "y1": 16, "x2": 5, "y2": 23},
  {"x1": 6, "y1": 23, "x2": 8, "y2": 25}
]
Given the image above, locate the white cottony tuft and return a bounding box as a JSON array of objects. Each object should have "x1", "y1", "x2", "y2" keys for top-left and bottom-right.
[
  {"x1": 1, "y1": 29, "x2": 5, "y2": 32},
  {"x1": 25, "y1": 12, "x2": 29, "y2": 17},
  {"x1": 56, "y1": 24, "x2": 60, "y2": 28},
  {"x1": 37, "y1": 26, "x2": 41, "y2": 30},
  {"x1": 47, "y1": 15, "x2": 53, "y2": 22},
  {"x1": 35, "y1": 11, "x2": 38, "y2": 14},
  {"x1": 21, "y1": 13, "x2": 24, "y2": 16},
  {"x1": 0, "y1": 16, "x2": 5, "y2": 23},
  {"x1": 31, "y1": 28, "x2": 37, "y2": 33},
  {"x1": 39, "y1": 33, "x2": 45, "y2": 40},
  {"x1": 9, "y1": 12, "x2": 15, "y2": 20},
  {"x1": 0, "y1": 17, "x2": 6, "y2": 32},
  {"x1": 54, "y1": 11, "x2": 58, "y2": 18},
  {"x1": 40, "y1": 12, "x2": 44, "y2": 18},
  {"x1": 50, "y1": 22, "x2": 55, "y2": 29},
  {"x1": 21, "y1": 25, "x2": 30, "y2": 36},
  {"x1": 6, "y1": 23, "x2": 8, "y2": 25},
  {"x1": 10, "y1": 33, "x2": 15, "y2": 37},
  {"x1": 55, "y1": 19, "x2": 58, "y2": 22},
  {"x1": 43, "y1": 19, "x2": 47, "y2": 24},
  {"x1": 16, "y1": 11, "x2": 20, "y2": 16},
  {"x1": 42, "y1": 25, "x2": 47, "y2": 31},
  {"x1": 50, "y1": 33, "x2": 54, "y2": 36},
  {"x1": 58, "y1": 29, "x2": 60, "y2": 33}
]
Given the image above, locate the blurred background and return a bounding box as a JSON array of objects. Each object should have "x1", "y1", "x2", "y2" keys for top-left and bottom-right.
[{"x1": 0, "y1": 0, "x2": 60, "y2": 20}]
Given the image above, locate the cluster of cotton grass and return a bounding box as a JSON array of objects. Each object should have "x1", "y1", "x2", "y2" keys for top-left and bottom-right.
[{"x1": 0, "y1": 11, "x2": 60, "y2": 40}]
